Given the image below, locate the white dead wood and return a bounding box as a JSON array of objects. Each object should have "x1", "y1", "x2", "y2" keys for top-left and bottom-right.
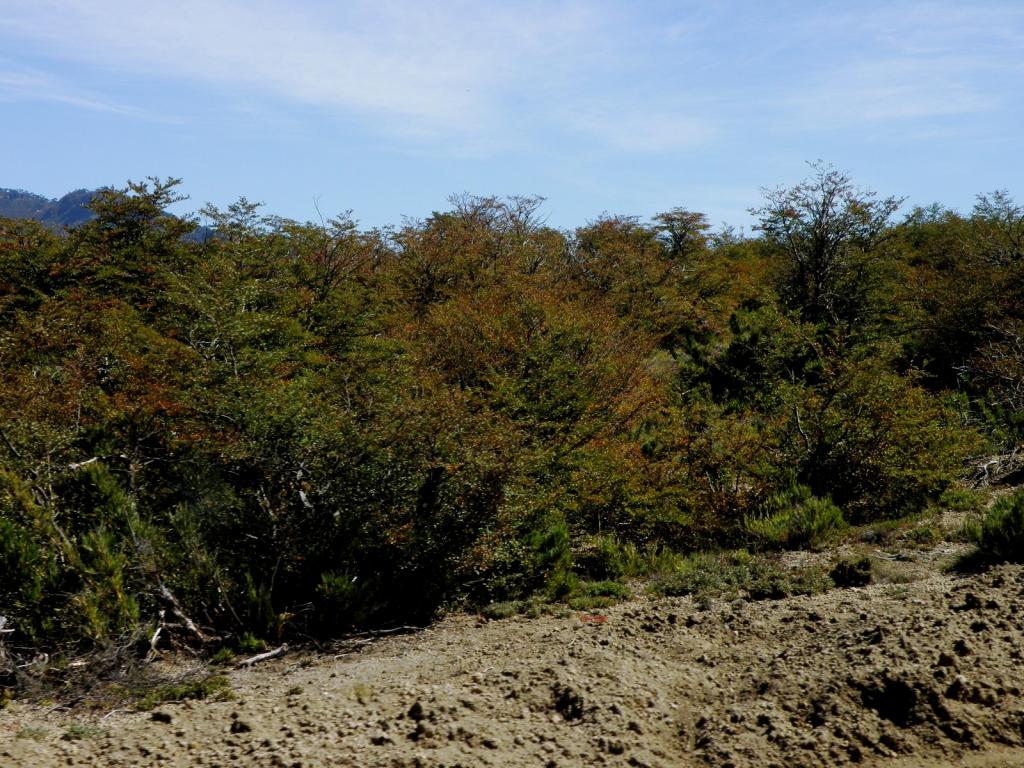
[
  {"x1": 157, "y1": 582, "x2": 214, "y2": 643},
  {"x1": 145, "y1": 612, "x2": 165, "y2": 663},
  {"x1": 68, "y1": 457, "x2": 100, "y2": 471},
  {"x1": 237, "y1": 643, "x2": 289, "y2": 667}
]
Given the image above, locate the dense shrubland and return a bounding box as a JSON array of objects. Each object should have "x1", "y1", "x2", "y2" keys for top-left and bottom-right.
[{"x1": 0, "y1": 165, "x2": 1021, "y2": 658}]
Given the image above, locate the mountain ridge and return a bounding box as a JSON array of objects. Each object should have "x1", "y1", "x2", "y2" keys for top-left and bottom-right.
[{"x1": 0, "y1": 187, "x2": 98, "y2": 229}]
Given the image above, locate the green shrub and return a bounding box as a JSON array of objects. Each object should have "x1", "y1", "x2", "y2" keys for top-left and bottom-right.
[
  {"x1": 0, "y1": 518, "x2": 53, "y2": 637},
  {"x1": 793, "y1": 362, "x2": 980, "y2": 521},
  {"x1": 529, "y1": 518, "x2": 576, "y2": 598},
  {"x1": 565, "y1": 579, "x2": 631, "y2": 610},
  {"x1": 209, "y1": 647, "x2": 236, "y2": 665},
  {"x1": 15, "y1": 727, "x2": 48, "y2": 741},
  {"x1": 573, "y1": 535, "x2": 626, "y2": 580},
  {"x1": 316, "y1": 571, "x2": 375, "y2": 631},
  {"x1": 237, "y1": 632, "x2": 266, "y2": 654},
  {"x1": 939, "y1": 488, "x2": 986, "y2": 514},
  {"x1": 830, "y1": 556, "x2": 872, "y2": 587},
  {"x1": 652, "y1": 550, "x2": 831, "y2": 600},
  {"x1": 480, "y1": 596, "x2": 546, "y2": 620},
  {"x1": 575, "y1": 579, "x2": 630, "y2": 599},
  {"x1": 617, "y1": 542, "x2": 687, "y2": 579},
  {"x1": 745, "y1": 486, "x2": 846, "y2": 549},
  {"x1": 975, "y1": 489, "x2": 1024, "y2": 562},
  {"x1": 134, "y1": 675, "x2": 233, "y2": 711}
]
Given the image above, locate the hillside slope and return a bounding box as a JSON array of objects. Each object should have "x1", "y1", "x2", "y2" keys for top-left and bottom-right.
[
  {"x1": 4, "y1": 552, "x2": 1024, "y2": 767},
  {"x1": 0, "y1": 188, "x2": 96, "y2": 228}
]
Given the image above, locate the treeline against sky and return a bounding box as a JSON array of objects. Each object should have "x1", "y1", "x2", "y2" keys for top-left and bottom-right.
[{"x1": 0, "y1": 164, "x2": 1021, "y2": 649}]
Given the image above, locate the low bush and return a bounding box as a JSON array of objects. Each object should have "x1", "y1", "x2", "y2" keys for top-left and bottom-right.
[
  {"x1": 830, "y1": 556, "x2": 872, "y2": 587},
  {"x1": 652, "y1": 550, "x2": 831, "y2": 601},
  {"x1": 974, "y1": 489, "x2": 1024, "y2": 562},
  {"x1": 745, "y1": 485, "x2": 846, "y2": 549},
  {"x1": 566, "y1": 579, "x2": 631, "y2": 610},
  {"x1": 134, "y1": 675, "x2": 233, "y2": 711},
  {"x1": 939, "y1": 487, "x2": 986, "y2": 515},
  {"x1": 573, "y1": 535, "x2": 627, "y2": 581}
]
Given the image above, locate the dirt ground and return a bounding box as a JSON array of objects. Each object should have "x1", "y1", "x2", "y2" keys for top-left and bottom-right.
[{"x1": 5, "y1": 544, "x2": 1024, "y2": 767}]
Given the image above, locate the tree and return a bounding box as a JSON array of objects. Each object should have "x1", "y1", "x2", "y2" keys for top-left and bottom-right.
[
  {"x1": 751, "y1": 162, "x2": 902, "y2": 328},
  {"x1": 972, "y1": 190, "x2": 1024, "y2": 266},
  {"x1": 651, "y1": 208, "x2": 710, "y2": 262}
]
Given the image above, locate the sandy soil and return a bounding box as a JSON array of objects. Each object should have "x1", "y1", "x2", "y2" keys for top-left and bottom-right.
[{"x1": 5, "y1": 554, "x2": 1024, "y2": 767}]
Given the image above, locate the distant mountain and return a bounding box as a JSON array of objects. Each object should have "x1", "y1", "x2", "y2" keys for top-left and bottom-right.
[
  {"x1": 0, "y1": 188, "x2": 98, "y2": 229},
  {"x1": 0, "y1": 188, "x2": 218, "y2": 243}
]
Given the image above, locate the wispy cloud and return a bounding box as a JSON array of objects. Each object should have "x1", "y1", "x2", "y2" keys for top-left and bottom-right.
[
  {"x1": 784, "y1": 57, "x2": 999, "y2": 129},
  {"x1": 1, "y1": 0, "x2": 1020, "y2": 155},
  {"x1": 562, "y1": 107, "x2": 713, "y2": 153},
  {"x1": 776, "y1": 1, "x2": 1023, "y2": 130},
  {"x1": 0, "y1": 65, "x2": 179, "y2": 122},
  {"x1": 0, "y1": 0, "x2": 714, "y2": 152}
]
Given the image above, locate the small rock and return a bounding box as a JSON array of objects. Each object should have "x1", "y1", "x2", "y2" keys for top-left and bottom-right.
[
  {"x1": 946, "y1": 675, "x2": 969, "y2": 701},
  {"x1": 230, "y1": 720, "x2": 252, "y2": 734},
  {"x1": 151, "y1": 711, "x2": 172, "y2": 724}
]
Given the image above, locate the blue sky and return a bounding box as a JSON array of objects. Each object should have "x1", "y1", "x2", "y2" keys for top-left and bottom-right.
[{"x1": 1, "y1": 0, "x2": 1021, "y2": 230}]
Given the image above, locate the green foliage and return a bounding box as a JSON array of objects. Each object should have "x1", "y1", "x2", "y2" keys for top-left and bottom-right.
[
  {"x1": 974, "y1": 489, "x2": 1024, "y2": 562},
  {"x1": 573, "y1": 535, "x2": 627, "y2": 580},
  {"x1": 939, "y1": 488, "x2": 986, "y2": 513},
  {"x1": 61, "y1": 724, "x2": 108, "y2": 741},
  {"x1": 652, "y1": 550, "x2": 831, "y2": 601},
  {"x1": 480, "y1": 597, "x2": 547, "y2": 620},
  {"x1": 15, "y1": 726, "x2": 48, "y2": 741},
  {"x1": 0, "y1": 518, "x2": 52, "y2": 630},
  {"x1": 134, "y1": 675, "x2": 233, "y2": 711},
  {"x1": 745, "y1": 484, "x2": 845, "y2": 549},
  {"x1": 566, "y1": 580, "x2": 631, "y2": 610},
  {"x1": 316, "y1": 571, "x2": 378, "y2": 632},
  {"x1": 787, "y1": 358, "x2": 978, "y2": 520},
  {"x1": 209, "y1": 647, "x2": 236, "y2": 665},
  {"x1": 0, "y1": 172, "x2": 1010, "y2": 656},
  {"x1": 530, "y1": 517, "x2": 576, "y2": 599},
  {"x1": 752, "y1": 162, "x2": 902, "y2": 328},
  {"x1": 237, "y1": 633, "x2": 267, "y2": 654}
]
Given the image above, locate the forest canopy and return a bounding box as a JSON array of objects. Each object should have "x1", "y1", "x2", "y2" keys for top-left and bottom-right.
[{"x1": 0, "y1": 165, "x2": 1021, "y2": 651}]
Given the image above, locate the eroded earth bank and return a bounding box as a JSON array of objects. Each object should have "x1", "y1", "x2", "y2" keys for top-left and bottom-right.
[{"x1": 6, "y1": 559, "x2": 1024, "y2": 767}]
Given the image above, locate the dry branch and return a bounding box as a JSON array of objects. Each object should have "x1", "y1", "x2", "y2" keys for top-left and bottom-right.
[
  {"x1": 157, "y1": 583, "x2": 216, "y2": 644},
  {"x1": 237, "y1": 643, "x2": 288, "y2": 667}
]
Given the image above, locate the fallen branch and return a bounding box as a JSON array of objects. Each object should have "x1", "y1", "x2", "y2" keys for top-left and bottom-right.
[
  {"x1": 237, "y1": 643, "x2": 288, "y2": 668},
  {"x1": 350, "y1": 625, "x2": 425, "y2": 638}
]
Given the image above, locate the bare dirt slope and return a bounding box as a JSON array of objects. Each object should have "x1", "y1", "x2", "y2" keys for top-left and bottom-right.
[{"x1": 5, "y1": 557, "x2": 1024, "y2": 768}]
